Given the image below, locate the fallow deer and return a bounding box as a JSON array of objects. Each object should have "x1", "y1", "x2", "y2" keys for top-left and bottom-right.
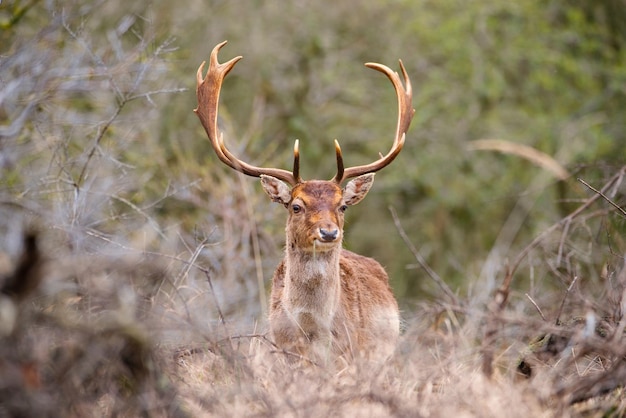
[{"x1": 194, "y1": 41, "x2": 414, "y2": 363}]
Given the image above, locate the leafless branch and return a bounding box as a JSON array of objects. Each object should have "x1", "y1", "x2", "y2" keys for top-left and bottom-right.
[
  {"x1": 578, "y1": 177, "x2": 626, "y2": 218},
  {"x1": 389, "y1": 206, "x2": 458, "y2": 305},
  {"x1": 525, "y1": 293, "x2": 547, "y2": 322},
  {"x1": 555, "y1": 275, "x2": 579, "y2": 325}
]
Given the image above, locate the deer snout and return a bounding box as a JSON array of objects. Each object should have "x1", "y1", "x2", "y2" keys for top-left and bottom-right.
[{"x1": 318, "y1": 227, "x2": 339, "y2": 242}]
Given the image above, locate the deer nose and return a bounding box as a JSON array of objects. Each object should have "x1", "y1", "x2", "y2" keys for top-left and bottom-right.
[{"x1": 319, "y1": 228, "x2": 339, "y2": 242}]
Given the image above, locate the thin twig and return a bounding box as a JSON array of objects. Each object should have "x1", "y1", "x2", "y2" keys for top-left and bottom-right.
[
  {"x1": 525, "y1": 293, "x2": 547, "y2": 322},
  {"x1": 578, "y1": 177, "x2": 626, "y2": 218},
  {"x1": 126, "y1": 87, "x2": 188, "y2": 102},
  {"x1": 555, "y1": 275, "x2": 579, "y2": 326},
  {"x1": 202, "y1": 269, "x2": 227, "y2": 328},
  {"x1": 389, "y1": 206, "x2": 458, "y2": 305},
  {"x1": 556, "y1": 218, "x2": 571, "y2": 267},
  {"x1": 110, "y1": 193, "x2": 166, "y2": 239}
]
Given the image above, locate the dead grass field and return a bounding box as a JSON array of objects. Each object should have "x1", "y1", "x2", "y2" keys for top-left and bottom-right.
[{"x1": 1, "y1": 176, "x2": 625, "y2": 417}]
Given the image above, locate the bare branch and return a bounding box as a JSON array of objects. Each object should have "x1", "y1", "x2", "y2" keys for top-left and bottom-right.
[
  {"x1": 389, "y1": 206, "x2": 458, "y2": 305},
  {"x1": 555, "y1": 275, "x2": 579, "y2": 326},
  {"x1": 525, "y1": 293, "x2": 547, "y2": 322},
  {"x1": 578, "y1": 177, "x2": 626, "y2": 218}
]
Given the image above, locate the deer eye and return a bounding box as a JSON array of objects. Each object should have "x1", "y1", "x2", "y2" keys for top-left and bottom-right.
[
  {"x1": 339, "y1": 205, "x2": 348, "y2": 213},
  {"x1": 292, "y1": 204, "x2": 303, "y2": 214}
]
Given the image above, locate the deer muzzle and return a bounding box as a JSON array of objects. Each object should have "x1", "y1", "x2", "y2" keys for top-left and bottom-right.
[{"x1": 318, "y1": 227, "x2": 339, "y2": 243}]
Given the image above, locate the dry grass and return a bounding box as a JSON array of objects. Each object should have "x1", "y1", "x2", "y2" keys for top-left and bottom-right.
[{"x1": 1, "y1": 207, "x2": 625, "y2": 417}]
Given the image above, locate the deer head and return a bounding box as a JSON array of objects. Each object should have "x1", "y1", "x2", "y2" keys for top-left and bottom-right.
[
  {"x1": 194, "y1": 41, "x2": 414, "y2": 253},
  {"x1": 259, "y1": 177, "x2": 374, "y2": 253}
]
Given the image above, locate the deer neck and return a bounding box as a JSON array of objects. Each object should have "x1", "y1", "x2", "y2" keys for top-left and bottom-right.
[{"x1": 283, "y1": 245, "x2": 342, "y2": 315}]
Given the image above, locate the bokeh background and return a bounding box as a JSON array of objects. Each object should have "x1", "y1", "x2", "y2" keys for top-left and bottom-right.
[{"x1": 6, "y1": 0, "x2": 624, "y2": 306}]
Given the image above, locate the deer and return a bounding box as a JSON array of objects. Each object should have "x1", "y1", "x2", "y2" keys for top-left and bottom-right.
[{"x1": 194, "y1": 41, "x2": 414, "y2": 364}]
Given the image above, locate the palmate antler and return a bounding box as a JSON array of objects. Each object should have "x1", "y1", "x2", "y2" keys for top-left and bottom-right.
[
  {"x1": 194, "y1": 41, "x2": 301, "y2": 185},
  {"x1": 194, "y1": 41, "x2": 414, "y2": 186},
  {"x1": 332, "y1": 61, "x2": 415, "y2": 184}
]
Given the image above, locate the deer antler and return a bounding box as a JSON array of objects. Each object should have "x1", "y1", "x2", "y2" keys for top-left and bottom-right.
[
  {"x1": 332, "y1": 60, "x2": 415, "y2": 184},
  {"x1": 195, "y1": 42, "x2": 413, "y2": 186},
  {"x1": 194, "y1": 41, "x2": 301, "y2": 185}
]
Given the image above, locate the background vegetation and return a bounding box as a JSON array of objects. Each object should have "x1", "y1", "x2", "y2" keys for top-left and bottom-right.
[{"x1": 1, "y1": 0, "x2": 625, "y2": 416}]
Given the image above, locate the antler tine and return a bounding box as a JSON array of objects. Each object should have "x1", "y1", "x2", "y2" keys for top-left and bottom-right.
[
  {"x1": 195, "y1": 41, "x2": 300, "y2": 186},
  {"x1": 333, "y1": 60, "x2": 415, "y2": 184},
  {"x1": 334, "y1": 139, "x2": 345, "y2": 182},
  {"x1": 292, "y1": 140, "x2": 301, "y2": 184}
]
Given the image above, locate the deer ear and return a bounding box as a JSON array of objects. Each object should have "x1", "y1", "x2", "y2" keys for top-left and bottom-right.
[
  {"x1": 343, "y1": 173, "x2": 375, "y2": 206},
  {"x1": 260, "y1": 175, "x2": 292, "y2": 205}
]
